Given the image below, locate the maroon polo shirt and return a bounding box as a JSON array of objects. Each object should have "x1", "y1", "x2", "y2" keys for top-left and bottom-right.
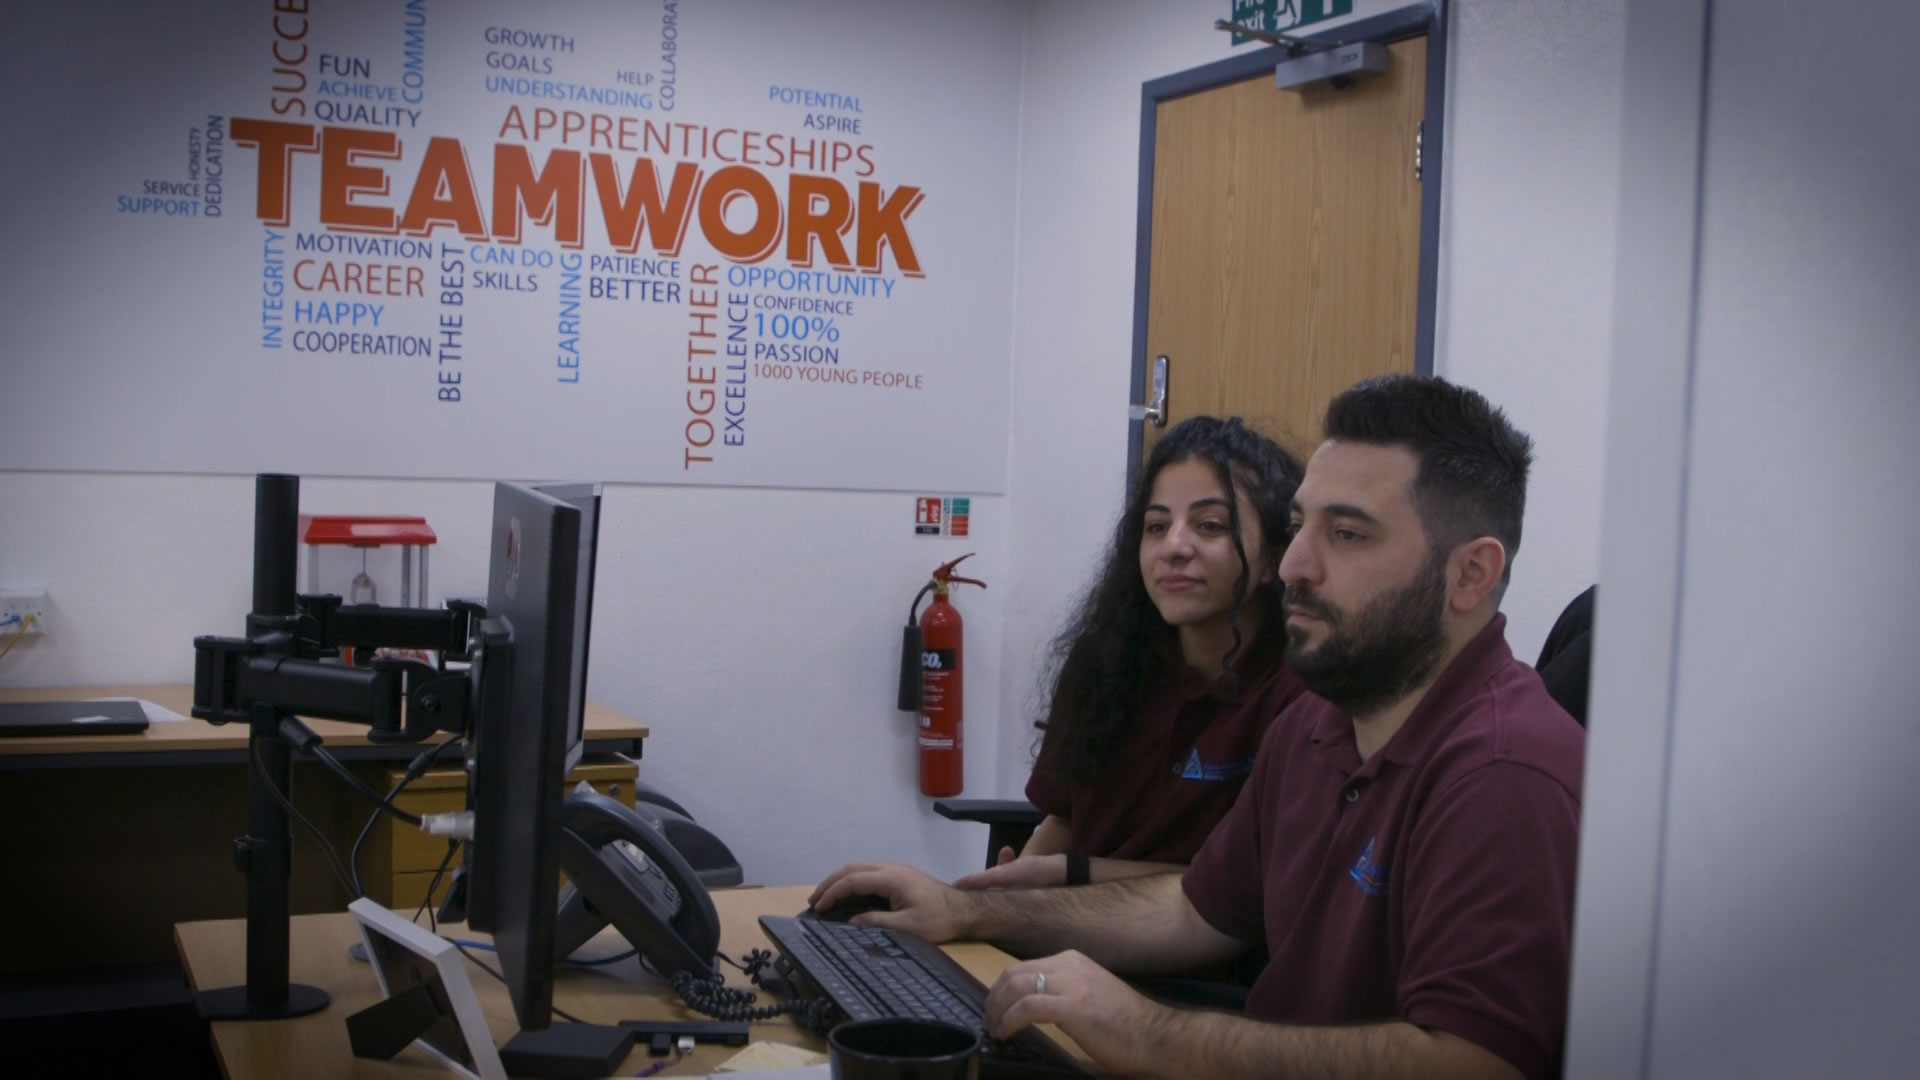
[
  {"x1": 1025, "y1": 624, "x2": 1307, "y2": 862},
  {"x1": 1183, "y1": 616, "x2": 1584, "y2": 1080}
]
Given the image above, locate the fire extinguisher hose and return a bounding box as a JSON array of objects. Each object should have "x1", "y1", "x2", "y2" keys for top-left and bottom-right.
[{"x1": 898, "y1": 583, "x2": 936, "y2": 712}]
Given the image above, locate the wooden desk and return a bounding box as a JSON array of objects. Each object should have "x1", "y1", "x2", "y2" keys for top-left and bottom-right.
[
  {"x1": 0, "y1": 685, "x2": 649, "y2": 768},
  {"x1": 176, "y1": 886, "x2": 1086, "y2": 1078},
  {"x1": 0, "y1": 685, "x2": 648, "y2": 973}
]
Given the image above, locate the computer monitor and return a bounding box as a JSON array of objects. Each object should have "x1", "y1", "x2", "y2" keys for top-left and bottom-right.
[
  {"x1": 532, "y1": 482, "x2": 602, "y2": 776},
  {"x1": 463, "y1": 481, "x2": 596, "y2": 1031}
]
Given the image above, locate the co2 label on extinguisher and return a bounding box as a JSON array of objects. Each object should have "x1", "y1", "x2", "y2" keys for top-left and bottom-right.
[{"x1": 921, "y1": 649, "x2": 958, "y2": 672}]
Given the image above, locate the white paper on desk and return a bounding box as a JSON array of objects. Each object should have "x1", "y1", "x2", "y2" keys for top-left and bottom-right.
[
  {"x1": 713, "y1": 1041, "x2": 829, "y2": 1072},
  {"x1": 704, "y1": 1068, "x2": 828, "y2": 1079},
  {"x1": 85, "y1": 697, "x2": 187, "y2": 723}
]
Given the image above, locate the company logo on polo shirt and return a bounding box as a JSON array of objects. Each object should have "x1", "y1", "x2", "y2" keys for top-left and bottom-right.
[
  {"x1": 1176, "y1": 748, "x2": 1254, "y2": 782},
  {"x1": 1348, "y1": 837, "x2": 1391, "y2": 898}
]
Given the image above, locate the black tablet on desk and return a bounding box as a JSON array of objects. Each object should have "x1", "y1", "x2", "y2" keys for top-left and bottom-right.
[{"x1": 0, "y1": 700, "x2": 150, "y2": 737}]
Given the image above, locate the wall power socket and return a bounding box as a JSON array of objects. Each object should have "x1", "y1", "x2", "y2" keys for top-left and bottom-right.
[{"x1": 0, "y1": 588, "x2": 51, "y2": 636}]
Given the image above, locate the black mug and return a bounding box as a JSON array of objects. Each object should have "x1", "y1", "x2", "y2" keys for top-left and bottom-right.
[{"x1": 828, "y1": 1018, "x2": 982, "y2": 1080}]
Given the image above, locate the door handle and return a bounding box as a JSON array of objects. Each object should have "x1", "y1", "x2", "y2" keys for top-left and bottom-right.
[{"x1": 1129, "y1": 354, "x2": 1169, "y2": 427}]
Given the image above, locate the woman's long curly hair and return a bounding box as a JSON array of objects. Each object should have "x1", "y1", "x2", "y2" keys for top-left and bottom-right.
[{"x1": 1036, "y1": 417, "x2": 1305, "y2": 785}]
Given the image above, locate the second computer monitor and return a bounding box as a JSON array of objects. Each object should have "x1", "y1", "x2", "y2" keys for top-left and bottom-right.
[
  {"x1": 532, "y1": 482, "x2": 601, "y2": 775},
  {"x1": 465, "y1": 481, "x2": 594, "y2": 1031}
]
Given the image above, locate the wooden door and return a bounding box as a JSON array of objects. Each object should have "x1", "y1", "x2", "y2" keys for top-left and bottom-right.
[{"x1": 1142, "y1": 37, "x2": 1427, "y2": 461}]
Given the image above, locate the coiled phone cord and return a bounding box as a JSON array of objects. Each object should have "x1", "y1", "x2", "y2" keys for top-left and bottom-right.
[{"x1": 671, "y1": 951, "x2": 835, "y2": 1034}]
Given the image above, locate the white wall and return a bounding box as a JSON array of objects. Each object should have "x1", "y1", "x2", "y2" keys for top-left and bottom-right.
[
  {"x1": 1572, "y1": 0, "x2": 1920, "y2": 1074},
  {"x1": 1562, "y1": 3, "x2": 1705, "y2": 1072},
  {"x1": 1432, "y1": 0, "x2": 1623, "y2": 654},
  {"x1": 996, "y1": 0, "x2": 1626, "y2": 795}
]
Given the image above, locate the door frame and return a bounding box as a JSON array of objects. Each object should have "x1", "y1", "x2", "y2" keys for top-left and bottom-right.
[{"x1": 1125, "y1": 1, "x2": 1448, "y2": 472}]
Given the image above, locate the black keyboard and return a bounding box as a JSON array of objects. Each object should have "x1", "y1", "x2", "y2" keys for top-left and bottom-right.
[{"x1": 759, "y1": 914, "x2": 1088, "y2": 1079}]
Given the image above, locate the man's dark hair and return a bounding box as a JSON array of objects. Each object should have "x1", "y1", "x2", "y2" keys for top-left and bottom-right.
[{"x1": 1322, "y1": 375, "x2": 1535, "y2": 601}]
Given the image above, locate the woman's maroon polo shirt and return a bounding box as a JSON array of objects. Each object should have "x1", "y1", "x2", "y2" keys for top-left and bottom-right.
[{"x1": 1025, "y1": 624, "x2": 1306, "y2": 862}]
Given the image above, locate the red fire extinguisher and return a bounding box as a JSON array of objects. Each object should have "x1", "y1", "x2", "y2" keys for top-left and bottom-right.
[{"x1": 898, "y1": 554, "x2": 987, "y2": 797}]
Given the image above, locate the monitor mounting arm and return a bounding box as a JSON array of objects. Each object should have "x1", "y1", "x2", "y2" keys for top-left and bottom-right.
[
  {"x1": 192, "y1": 601, "x2": 481, "y2": 745},
  {"x1": 187, "y1": 474, "x2": 485, "y2": 1025}
]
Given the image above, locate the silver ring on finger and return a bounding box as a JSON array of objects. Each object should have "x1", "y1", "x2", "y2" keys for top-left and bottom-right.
[{"x1": 1033, "y1": 971, "x2": 1047, "y2": 995}]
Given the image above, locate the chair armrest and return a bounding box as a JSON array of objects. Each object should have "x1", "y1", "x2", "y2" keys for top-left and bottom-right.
[
  {"x1": 934, "y1": 800, "x2": 1048, "y2": 870},
  {"x1": 1127, "y1": 976, "x2": 1250, "y2": 1013},
  {"x1": 931, "y1": 799, "x2": 1045, "y2": 827}
]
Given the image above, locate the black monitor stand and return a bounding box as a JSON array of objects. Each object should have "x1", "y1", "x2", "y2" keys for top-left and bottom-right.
[
  {"x1": 191, "y1": 474, "x2": 477, "y2": 1022},
  {"x1": 196, "y1": 701, "x2": 334, "y2": 1020}
]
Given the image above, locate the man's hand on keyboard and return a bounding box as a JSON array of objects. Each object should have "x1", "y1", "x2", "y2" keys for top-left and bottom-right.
[
  {"x1": 984, "y1": 949, "x2": 1173, "y2": 1079},
  {"x1": 809, "y1": 862, "x2": 972, "y2": 942}
]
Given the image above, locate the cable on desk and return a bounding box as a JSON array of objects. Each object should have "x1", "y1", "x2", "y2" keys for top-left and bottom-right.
[
  {"x1": 350, "y1": 736, "x2": 465, "y2": 897},
  {"x1": 670, "y1": 969, "x2": 833, "y2": 1033},
  {"x1": 567, "y1": 948, "x2": 638, "y2": 967},
  {"x1": 447, "y1": 938, "x2": 585, "y2": 1025},
  {"x1": 739, "y1": 948, "x2": 778, "y2": 981},
  {"x1": 635, "y1": 1045, "x2": 689, "y2": 1077},
  {"x1": 249, "y1": 738, "x2": 360, "y2": 900}
]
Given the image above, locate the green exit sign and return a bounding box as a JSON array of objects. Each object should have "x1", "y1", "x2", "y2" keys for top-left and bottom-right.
[{"x1": 1229, "y1": 0, "x2": 1354, "y2": 45}]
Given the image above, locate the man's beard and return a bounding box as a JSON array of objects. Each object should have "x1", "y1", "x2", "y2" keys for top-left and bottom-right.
[{"x1": 1283, "y1": 550, "x2": 1450, "y2": 716}]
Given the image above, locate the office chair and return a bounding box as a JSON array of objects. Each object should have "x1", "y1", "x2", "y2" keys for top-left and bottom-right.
[
  {"x1": 1534, "y1": 585, "x2": 1596, "y2": 727},
  {"x1": 931, "y1": 798, "x2": 1047, "y2": 870}
]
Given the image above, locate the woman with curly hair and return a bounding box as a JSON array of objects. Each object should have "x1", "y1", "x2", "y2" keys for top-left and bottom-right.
[{"x1": 958, "y1": 416, "x2": 1307, "y2": 890}]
